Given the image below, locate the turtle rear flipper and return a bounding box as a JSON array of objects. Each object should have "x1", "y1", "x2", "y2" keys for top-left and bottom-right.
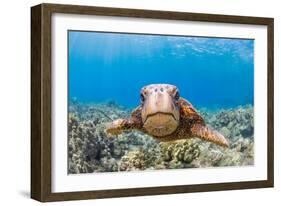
[{"x1": 191, "y1": 124, "x2": 229, "y2": 147}]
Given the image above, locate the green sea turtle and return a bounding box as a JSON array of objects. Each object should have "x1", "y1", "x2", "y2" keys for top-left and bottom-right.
[{"x1": 106, "y1": 84, "x2": 229, "y2": 147}]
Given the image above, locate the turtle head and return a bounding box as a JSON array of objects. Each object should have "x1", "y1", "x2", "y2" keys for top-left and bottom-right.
[{"x1": 140, "y1": 84, "x2": 180, "y2": 137}]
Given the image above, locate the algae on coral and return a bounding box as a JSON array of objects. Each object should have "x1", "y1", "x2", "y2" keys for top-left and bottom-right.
[{"x1": 68, "y1": 102, "x2": 254, "y2": 174}]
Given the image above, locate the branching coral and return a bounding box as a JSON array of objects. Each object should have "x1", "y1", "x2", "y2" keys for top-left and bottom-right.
[{"x1": 68, "y1": 102, "x2": 254, "y2": 173}]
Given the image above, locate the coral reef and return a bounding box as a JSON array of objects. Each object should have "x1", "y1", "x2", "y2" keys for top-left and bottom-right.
[
  {"x1": 68, "y1": 101, "x2": 254, "y2": 174},
  {"x1": 159, "y1": 139, "x2": 200, "y2": 169}
]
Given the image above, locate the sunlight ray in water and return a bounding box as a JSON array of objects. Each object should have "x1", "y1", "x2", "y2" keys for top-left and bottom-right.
[{"x1": 68, "y1": 31, "x2": 254, "y2": 174}]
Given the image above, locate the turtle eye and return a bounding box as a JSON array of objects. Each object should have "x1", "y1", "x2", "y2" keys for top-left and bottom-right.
[
  {"x1": 140, "y1": 93, "x2": 145, "y2": 102},
  {"x1": 175, "y1": 91, "x2": 180, "y2": 100}
]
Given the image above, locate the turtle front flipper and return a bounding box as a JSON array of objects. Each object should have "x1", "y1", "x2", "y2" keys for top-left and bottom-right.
[
  {"x1": 191, "y1": 124, "x2": 229, "y2": 147},
  {"x1": 106, "y1": 106, "x2": 143, "y2": 136},
  {"x1": 105, "y1": 119, "x2": 134, "y2": 135}
]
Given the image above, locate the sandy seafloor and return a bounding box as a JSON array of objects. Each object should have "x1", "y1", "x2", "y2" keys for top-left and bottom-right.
[{"x1": 68, "y1": 100, "x2": 254, "y2": 174}]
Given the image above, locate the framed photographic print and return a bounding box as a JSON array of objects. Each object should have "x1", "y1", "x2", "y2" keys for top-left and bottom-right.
[{"x1": 31, "y1": 3, "x2": 274, "y2": 202}]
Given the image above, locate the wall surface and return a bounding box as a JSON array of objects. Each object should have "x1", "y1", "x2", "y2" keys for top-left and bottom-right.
[{"x1": 0, "y1": 0, "x2": 279, "y2": 205}]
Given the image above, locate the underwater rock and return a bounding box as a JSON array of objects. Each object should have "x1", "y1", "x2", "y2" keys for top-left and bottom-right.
[
  {"x1": 219, "y1": 127, "x2": 231, "y2": 139},
  {"x1": 119, "y1": 150, "x2": 146, "y2": 171},
  {"x1": 160, "y1": 139, "x2": 200, "y2": 164},
  {"x1": 68, "y1": 101, "x2": 254, "y2": 173},
  {"x1": 68, "y1": 103, "x2": 132, "y2": 173},
  {"x1": 192, "y1": 136, "x2": 254, "y2": 167},
  {"x1": 204, "y1": 106, "x2": 254, "y2": 140}
]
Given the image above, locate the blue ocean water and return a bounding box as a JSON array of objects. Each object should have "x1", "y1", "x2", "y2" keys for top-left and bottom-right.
[{"x1": 68, "y1": 31, "x2": 254, "y2": 109}]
